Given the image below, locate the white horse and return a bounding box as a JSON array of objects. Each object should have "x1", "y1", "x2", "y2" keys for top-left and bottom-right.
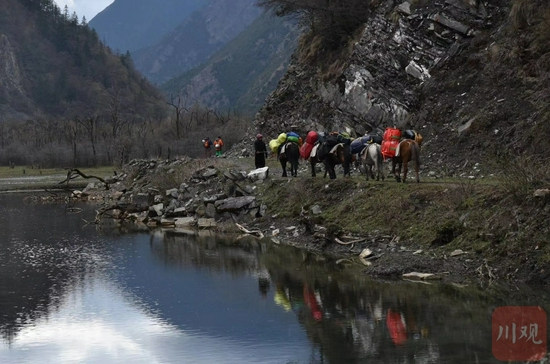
[{"x1": 360, "y1": 143, "x2": 385, "y2": 181}]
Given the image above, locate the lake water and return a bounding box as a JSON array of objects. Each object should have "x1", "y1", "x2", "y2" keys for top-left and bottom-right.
[{"x1": 0, "y1": 194, "x2": 548, "y2": 364}]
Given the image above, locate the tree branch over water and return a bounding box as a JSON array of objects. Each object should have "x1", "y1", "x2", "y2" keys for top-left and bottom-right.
[{"x1": 59, "y1": 168, "x2": 110, "y2": 189}]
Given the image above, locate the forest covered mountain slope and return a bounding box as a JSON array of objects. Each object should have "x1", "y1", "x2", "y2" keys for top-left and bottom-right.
[
  {"x1": 0, "y1": 0, "x2": 165, "y2": 122},
  {"x1": 161, "y1": 11, "x2": 301, "y2": 117}
]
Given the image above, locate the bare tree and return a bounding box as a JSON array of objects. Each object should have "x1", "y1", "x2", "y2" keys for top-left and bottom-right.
[
  {"x1": 167, "y1": 92, "x2": 189, "y2": 139},
  {"x1": 106, "y1": 85, "x2": 130, "y2": 139},
  {"x1": 63, "y1": 117, "x2": 80, "y2": 167},
  {"x1": 258, "y1": 0, "x2": 379, "y2": 44},
  {"x1": 78, "y1": 115, "x2": 99, "y2": 166}
]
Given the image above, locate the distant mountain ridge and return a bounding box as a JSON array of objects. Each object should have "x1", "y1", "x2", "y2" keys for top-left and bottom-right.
[
  {"x1": 161, "y1": 12, "x2": 300, "y2": 116},
  {"x1": 89, "y1": 0, "x2": 298, "y2": 116},
  {"x1": 89, "y1": 0, "x2": 208, "y2": 53},
  {"x1": 132, "y1": 0, "x2": 263, "y2": 85}
]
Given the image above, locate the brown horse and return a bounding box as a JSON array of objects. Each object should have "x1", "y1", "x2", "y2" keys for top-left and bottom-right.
[
  {"x1": 279, "y1": 142, "x2": 300, "y2": 177},
  {"x1": 391, "y1": 139, "x2": 421, "y2": 183}
]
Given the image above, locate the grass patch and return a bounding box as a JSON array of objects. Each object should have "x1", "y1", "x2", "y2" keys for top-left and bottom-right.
[
  {"x1": 0, "y1": 166, "x2": 118, "y2": 192},
  {"x1": 0, "y1": 166, "x2": 117, "y2": 179},
  {"x1": 254, "y1": 173, "x2": 548, "y2": 261}
]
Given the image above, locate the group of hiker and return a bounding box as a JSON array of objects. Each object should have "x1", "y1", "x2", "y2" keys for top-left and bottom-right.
[
  {"x1": 202, "y1": 128, "x2": 420, "y2": 171},
  {"x1": 202, "y1": 136, "x2": 224, "y2": 158}
]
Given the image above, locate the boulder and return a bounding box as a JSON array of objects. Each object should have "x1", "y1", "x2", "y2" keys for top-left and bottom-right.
[
  {"x1": 198, "y1": 218, "x2": 217, "y2": 228},
  {"x1": 151, "y1": 203, "x2": 164, "y2": 216},
  {"x1": 215, "y1": 196, "x2": 256, "y2": 212},
  {"x1": 202, "y1": 168, "x2": 218, "y2": 178},
  {"x1": 247, "y1": 167, "x2": 269, "y2": 181},
  {"x1": 175, "y1": 217, "x2": 196, "y2": 227},
  {"x1": 166, "y1": 188, "x2": 178, "y2": 198},
  {"x1": 132, "y1": 193, "x2": 151, "y2": 209}
]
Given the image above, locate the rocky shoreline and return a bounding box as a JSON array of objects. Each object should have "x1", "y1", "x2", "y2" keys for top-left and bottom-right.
[{"x1": 44, "y1": 156, "x2": 509, "y2": 287}]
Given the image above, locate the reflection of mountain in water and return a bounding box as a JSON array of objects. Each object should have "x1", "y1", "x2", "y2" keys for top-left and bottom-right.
[
  {"x1": 110, "y1": 230, "x2": 309, "y2": 349},
  {"x1": 3, "y1": 195, "x2": 550, "y2": 364},
  {"x1": 148, "y1": 230, "x2": 550, "y2": 364}
]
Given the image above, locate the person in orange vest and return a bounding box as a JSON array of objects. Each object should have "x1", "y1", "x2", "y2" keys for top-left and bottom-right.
[
  {"x1": 202, "y1": 137, "x2": 212, "y2": 158},
  {"x1": 214, "y1": 136, "x2": 224, "y2": 157}
]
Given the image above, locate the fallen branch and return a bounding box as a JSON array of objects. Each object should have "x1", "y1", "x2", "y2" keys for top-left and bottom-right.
[
  {"x1": 59, "y1": 168, "x2": 110, "y2": 190},
  {"x1": 475, "y1": 260, "x2": 496, "y2": 281},
  {"x1": 402, "y1": 272, "x2": 441, "y2": 280},
  {"x1": 235, "y1": 223, "x2": 264, "y2": 238},
  {"x1": 334, "y1": 237, "x2": 366, "y2": 245},
  {"x1": 365, "y1": 253, "x2": 384, "y2": 261}
]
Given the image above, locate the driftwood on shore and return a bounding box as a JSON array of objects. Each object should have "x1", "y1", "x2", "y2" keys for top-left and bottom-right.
[
  {"x1": 59, "y1": 168, "x2": 110, "y2": 189},
  {"x1": 235, "y1": 223, "x2": 264, "y2": 238}
]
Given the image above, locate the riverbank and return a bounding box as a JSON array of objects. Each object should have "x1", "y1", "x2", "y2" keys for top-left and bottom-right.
[
  {"x1": 3, "y1": 157, "x2": 549, "y2": 286},
  {"x1": 0, "y1": 166, "x2": 115, "y2": 193},
  {"x1": 249, "y1": 176, "x2": 547, "y2": 286}
]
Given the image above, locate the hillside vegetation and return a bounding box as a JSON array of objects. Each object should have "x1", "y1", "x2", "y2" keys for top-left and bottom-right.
[
  {"x1": 161, "y1": 12, "x2": 301, "y2": 116},
  {"x1": 0, "y1": 0, "x2": 252, "y2": 168},
  {"x1": 0, "y1": 0, "x2": 164, "y2": 119}
]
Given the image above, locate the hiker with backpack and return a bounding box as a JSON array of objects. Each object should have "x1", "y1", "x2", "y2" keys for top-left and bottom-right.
[
  {"x1": 214, "y1": 136, "x2": 224, "y2": 157},
  {"x1": 202, "y1": 137, "x2": 213, "y2": 158}
]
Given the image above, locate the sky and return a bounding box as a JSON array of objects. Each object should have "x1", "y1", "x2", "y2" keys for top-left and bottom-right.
[{"x1": 54, "y1": 0, "x2": 114, "y2": 21}]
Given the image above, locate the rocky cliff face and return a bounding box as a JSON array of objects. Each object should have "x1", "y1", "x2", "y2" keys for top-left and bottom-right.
[
  {"x1": 252, "y1": 0, "x2": 541, "y2": 177},
  {"x1": 0, "y1": 34, "x2": 32, "y2": 120}
]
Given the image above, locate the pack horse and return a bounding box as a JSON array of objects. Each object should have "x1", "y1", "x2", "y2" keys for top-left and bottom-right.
[
  {"x1": 279, "y1": 142, "x2": 300, "y2": 177},
  {"x1": 381, "y1": 128, "x2": 422, "y2": 183}
]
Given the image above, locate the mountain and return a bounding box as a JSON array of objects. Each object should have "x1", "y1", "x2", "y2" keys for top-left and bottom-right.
[
  {"x1": 88, "y1": 0, "x2": 209, "y2": 53},
  {"x1": 161, "y1": 11, "x2": 301, "y2": 117},
  {"x1": 0, "y1": 0, "x2": 182, "y2": 168},
  {"x1": 0, "y1": 0, "x2": 164, "y2": 122},
  {"x1": 132, "y1": 0, "x2": 263, "y2": 85},
  {"x1": 89, "y1": 0, "x2": 298, "y2": 116},
  {"x1": 250, "y1": 0, "x2": 550, "y2": 178}
]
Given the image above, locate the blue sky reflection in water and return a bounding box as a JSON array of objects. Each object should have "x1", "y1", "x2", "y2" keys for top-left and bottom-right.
[
  {"x1": 0, "y1": 194, "x2": 311, "y2": 364},
  {"x1": 4, "y1": 274, "x2": 306, "y2": 364},
  {"x1": 1, "y1": 194, "x2": 549, "y2": 364}
]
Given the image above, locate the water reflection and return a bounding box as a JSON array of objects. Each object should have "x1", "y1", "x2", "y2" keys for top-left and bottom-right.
[
  {"x1": 4, "y1": 275, "x2": 182, "y2": 363},
  {"x1": 152, "y1": 230, "x2": 550, "y2": 364},
  {"x1": 1, "y1": 194, "x2": 549, "y2": 363}
]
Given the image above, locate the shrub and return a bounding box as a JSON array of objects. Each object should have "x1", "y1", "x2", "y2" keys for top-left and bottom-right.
[{"x1": 496, "y1": 153, "x2": 550, "y2": 202}]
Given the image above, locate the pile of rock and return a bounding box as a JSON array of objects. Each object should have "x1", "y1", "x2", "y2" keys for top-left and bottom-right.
[{"x1": 79, "y1": 158, "x2": 270, "y2": 229}]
